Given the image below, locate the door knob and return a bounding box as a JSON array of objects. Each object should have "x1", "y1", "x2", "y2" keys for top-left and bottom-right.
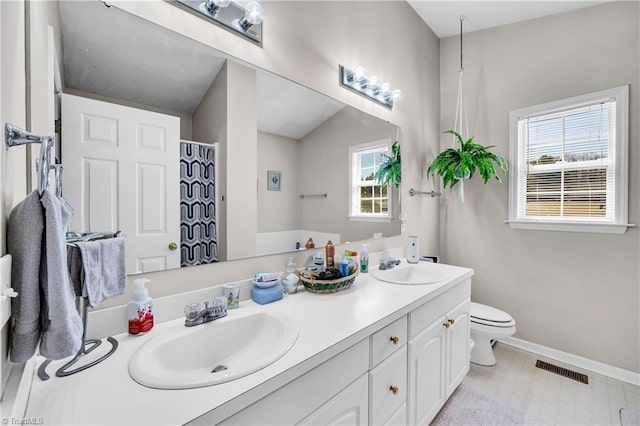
[
  {"x1": 448, "y1": 319, "x2": 455, "y2": 325},
  {"x1": 168, "y1": 242, "x2": 178, "y2": 251},
  {"x1": 389, "y1": 385, "x2": 399, "y2": 395},
  {"x1": 443, "y1": 322, "x2": 450, "y2": 329},
  {"x1": 390, "y1": 336, "x2": 399, "y2": 345}
]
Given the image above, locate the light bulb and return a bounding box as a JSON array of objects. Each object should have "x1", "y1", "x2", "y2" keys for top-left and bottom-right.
[
  {"x1": 354, "y1": 66, "x2": 366, "y2": 82},
  {"x1": 380, "y1": 83, "x2": 391, "y2": 95},
  {"x1": 203, "y1": 0, "x2": 230, "y2": 14},
  {"x1": 244, "y1": 1, "x2": 264, "y2": 25},
  {"x1": 391, "y1": 89, "x2": 402, "y2": 102},
  {"x1": 368, "y1": 75, "x2": 380, "y2": 89}
]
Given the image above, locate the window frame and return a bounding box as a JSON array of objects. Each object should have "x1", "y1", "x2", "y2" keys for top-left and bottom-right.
[
  {"x1": 508, "y1": 85, "x2": 630, "y2": 234},
  {"x1": 348, "y1": 138, "x2": 393, "y2": 223}
]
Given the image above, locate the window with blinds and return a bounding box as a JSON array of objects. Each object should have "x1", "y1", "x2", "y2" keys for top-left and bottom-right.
[
  {"x1": 348, "y1": 139, "x2": 393, "y2": 222},
  {"x1": 508, "y1": 86, "x2": 629, "y2": 234}
]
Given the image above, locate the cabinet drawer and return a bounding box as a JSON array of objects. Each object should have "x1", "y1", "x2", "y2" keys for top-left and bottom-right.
[
  {"x1": 370, "y1": 315, "x2": 407, "y2": 368},
  {"x1": 409, "y1": 278, "x2": 470, "y2": 338},
  {"x1": 369, "y1": 345, "x2": 407, "y2": 424}
]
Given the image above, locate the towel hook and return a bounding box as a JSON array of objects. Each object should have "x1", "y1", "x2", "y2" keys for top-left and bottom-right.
[{"x1": 5, "y1": 123, "x2": 55, "y2": 195}]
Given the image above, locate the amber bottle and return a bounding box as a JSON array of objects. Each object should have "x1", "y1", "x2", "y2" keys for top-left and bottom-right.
[{"x1": 325, "y1": 240, "x2": 335, "y2": 267}]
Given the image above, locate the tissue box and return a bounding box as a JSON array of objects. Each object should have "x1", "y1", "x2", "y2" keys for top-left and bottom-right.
[{"x1": 251, "y1": 282, "x2": 284, "y2": 305}]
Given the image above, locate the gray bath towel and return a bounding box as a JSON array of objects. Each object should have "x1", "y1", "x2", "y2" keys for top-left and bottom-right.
[
  {"x1": 39, "y1": 190, "x2": 83, "y2": 360},
  {"x1": 67, "y1": 238, "x2": 126, "y2": 308},
  {"x1": 7, "y1": 191, "x2": 45, "y2": 363}
]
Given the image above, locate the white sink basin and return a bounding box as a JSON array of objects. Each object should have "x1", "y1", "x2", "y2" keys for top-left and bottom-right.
[
  {"x1": 129, "y1": 311, "x2": 299, "y2": 389},
  {"x1": 371, "y1": 262, "x2": 445, "y2": 285}
]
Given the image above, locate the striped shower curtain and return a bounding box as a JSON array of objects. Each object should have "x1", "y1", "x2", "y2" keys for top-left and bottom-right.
[{"x1": 180, "y1": 142, "x2": 218, "y2": 266}]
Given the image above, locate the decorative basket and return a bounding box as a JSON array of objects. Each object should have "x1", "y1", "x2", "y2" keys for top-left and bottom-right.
[{"x1": 297, "y1": 270, "x2": 359, "y2": 294}]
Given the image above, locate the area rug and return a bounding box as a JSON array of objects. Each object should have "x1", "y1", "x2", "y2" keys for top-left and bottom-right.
[{"x1": 431, "y1": 383, "x2": 545, "y2": 425}]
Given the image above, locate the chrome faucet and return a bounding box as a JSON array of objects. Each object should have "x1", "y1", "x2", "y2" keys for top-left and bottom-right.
[
  {"x1": 379, "y1": 258, "x2": 401, "y2": 270},
  {"x1": 184, "y1": 296, "x2": 227, "y2": 327}
]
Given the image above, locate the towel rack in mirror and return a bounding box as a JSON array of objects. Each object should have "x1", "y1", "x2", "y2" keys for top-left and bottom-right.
[
  {"x1": 5, "y1": 123, "x2": 54, "y2": 195},
  {"x1": 409, "y1": 188, "x2": 441, "y2": 198}
]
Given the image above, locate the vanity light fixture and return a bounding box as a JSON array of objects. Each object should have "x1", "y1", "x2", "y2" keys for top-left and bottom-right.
[
  {"x1": 339, "y1": 65, "x2": 401, "y2": 109},
  {"x1": 173, "y1": 0, "x2": 264, "y2": 45}
]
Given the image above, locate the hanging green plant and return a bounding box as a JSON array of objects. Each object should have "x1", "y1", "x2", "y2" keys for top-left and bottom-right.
[
  {"x1": 375, "y1": 141, "x2": 401, "y2": 188},
  {"x1": 426, "y1": 130, "x2": 507, "y2": 189}
]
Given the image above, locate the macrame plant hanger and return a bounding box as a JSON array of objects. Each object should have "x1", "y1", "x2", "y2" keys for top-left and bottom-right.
[{"x1": 453, "y1": 16, "x2": 470, "y2": 202}]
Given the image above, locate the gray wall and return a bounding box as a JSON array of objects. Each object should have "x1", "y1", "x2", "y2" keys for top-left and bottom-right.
[
  {"x1": 299, "y1": 106, "x2": 400, "y2": 241},
  {"x1": 439, "y1": 2, "x2": 639, "y2": 372},
  {"x1": 192, "y1": 62, "x2": 228, "y2": 259},
  {"x1": 257, "y1": 131, "x2": 300, "y2": 233},
  {"x1": 1, "y1": 0, "x2": 27, "y2": 399}
]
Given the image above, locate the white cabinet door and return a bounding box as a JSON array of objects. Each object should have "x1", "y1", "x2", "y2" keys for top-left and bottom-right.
[
  {"x1": 299, "y1": 374, "x2": 369, "y2": 426},
  {"x1": 62, "y1": 93, "x2": 180, "y2": 273},
  {"x1": 382, "y1": 402, "x2": 406, "y2": 426},
  {"x1": 446, "y1": 299, "x2": 471, "y2": 397},
  {"x1": 408, "y1": 315, "x2": 446, "y2": 426}
]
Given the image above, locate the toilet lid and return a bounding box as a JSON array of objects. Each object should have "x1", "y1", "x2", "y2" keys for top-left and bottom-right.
[{"x1": 471, "y1": 302, "x2": 514, "y2": 325}]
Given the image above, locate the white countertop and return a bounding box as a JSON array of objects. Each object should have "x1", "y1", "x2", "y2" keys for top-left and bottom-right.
[{"x1": 25, "y1": 262, "x2": 473, "y2": 425}]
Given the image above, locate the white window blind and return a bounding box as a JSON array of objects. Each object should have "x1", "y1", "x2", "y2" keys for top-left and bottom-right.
[{"x1": 508, "y1": 86, "x2": 630, "y2": 234}]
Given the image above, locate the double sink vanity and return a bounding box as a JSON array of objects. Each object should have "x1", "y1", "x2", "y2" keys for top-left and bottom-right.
[{"x1": 25, "y1": 258, "x2": 473, "y2": 425}]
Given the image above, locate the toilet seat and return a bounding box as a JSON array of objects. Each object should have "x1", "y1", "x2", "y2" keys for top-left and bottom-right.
[{"x1": 471, "y1": 302, "x2": 515, "y2": 328}]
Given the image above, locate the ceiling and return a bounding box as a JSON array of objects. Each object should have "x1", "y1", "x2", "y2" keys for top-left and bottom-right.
[
  {"x1": 407, "y1": 1, "x2": 612, "y2": 38},
  {"x1": 59, "y1": 1, "x2": 344, "y2": 140}
]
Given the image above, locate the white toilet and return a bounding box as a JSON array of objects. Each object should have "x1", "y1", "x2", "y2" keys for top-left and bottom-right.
[{"x1": 470, "y1": 302, "x2": 516, "y2": 366}]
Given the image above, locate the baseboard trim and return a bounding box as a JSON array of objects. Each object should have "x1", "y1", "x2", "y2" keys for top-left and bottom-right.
[
  {"x1": 500, "y1": 337, "x2": 640, "y2": 386},
  {"x1": 2, "y1": 355, "x2": 37, "y2": 420}
]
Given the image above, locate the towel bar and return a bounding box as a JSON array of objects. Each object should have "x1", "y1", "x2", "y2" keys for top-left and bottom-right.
[
  {"x1": 37, "y1": 299, "x2": 118, "y2": 380},
  {"x1": 38, "y1": 232, "x2": 125, "y2": 380},
  {"x1": 298, "y1": 193, "x2": 328, "y2": 199}
]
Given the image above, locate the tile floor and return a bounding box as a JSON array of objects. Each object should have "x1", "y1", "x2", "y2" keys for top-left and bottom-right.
[{"x1": 461, "y1": 343, "x2": 640, "y2": 425}]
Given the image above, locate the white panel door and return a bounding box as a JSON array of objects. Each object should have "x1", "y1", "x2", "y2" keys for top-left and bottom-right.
[{"x1": 62, "y1": 94, "x2": 180, "y2": 273}]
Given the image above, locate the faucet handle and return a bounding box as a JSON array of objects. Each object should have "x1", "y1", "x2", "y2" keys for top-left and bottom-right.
[{"x1": 184, "y1": 302, "x2": 200, "y2": 321}]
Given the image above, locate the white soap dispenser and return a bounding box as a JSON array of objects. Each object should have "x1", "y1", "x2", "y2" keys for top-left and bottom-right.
[
  {"x1": 407, "y1": 236, "x2": 420, "y2": 264},
  {"x1": 127, "y1": 278, "x2": 154, "y2": 335}
]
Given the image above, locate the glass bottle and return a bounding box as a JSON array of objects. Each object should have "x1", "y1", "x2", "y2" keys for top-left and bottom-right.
[{"x1": 286, "y1": 257, "x2": 296, "y2": 274}]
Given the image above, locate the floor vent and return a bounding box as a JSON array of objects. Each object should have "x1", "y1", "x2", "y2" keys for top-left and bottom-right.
[{"x1": 535, "y1": 360, "x2": 589, "y2": 384}]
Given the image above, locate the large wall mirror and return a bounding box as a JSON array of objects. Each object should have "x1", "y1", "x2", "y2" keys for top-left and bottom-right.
[{"x1": 57, "y1": 1, "x2": 401, "y2": 275}]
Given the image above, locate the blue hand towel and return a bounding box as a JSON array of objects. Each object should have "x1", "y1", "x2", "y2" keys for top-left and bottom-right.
[
  {"x1": 67, "y1": 237, "x2": 127, "y2": 308},
  {"x1": 7, "y1": 191, "x2": 45, "y2": 363},
  {"x1": 7, "y1": 190, "x2": 83, "y2": 362},
  {"x1": 39, "y1": 190, "x2": 83, "y2": 360}
]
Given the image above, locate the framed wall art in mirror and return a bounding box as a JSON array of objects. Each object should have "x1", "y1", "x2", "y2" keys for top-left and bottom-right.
[{"x1": 267, "y1": 171, "x2": 281, "y2": 191}]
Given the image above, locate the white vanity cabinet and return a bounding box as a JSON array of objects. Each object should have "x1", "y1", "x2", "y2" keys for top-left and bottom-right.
[
  {"x1": 407, "y1": 280, "x2": 471, "y2": 425},
  {"x1": 208, "y1": 279, "x2": 471, "y2": 426}
]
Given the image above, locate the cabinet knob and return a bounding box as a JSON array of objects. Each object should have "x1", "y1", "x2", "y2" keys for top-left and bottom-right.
[
  {"x1": 168, "y1": 242, "x2": 178, "y2": 251},
  {"x1": 390, "y1": 336, "x2": 399, "y2": 345},
  {"x1": 389, "y1": 385, "x2": 399, "y2": 395},
  {"x1": 448, "y1": 319, "x2": 455, "y2": 325},
  {"x1": 443, "y1": 322, "x2": 450, "y2": 329}
]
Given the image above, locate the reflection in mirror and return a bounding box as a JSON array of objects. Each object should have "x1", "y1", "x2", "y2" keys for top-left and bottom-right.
[{"x1": 57, "y1": 1, "x2": 400, "y2": 275}]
